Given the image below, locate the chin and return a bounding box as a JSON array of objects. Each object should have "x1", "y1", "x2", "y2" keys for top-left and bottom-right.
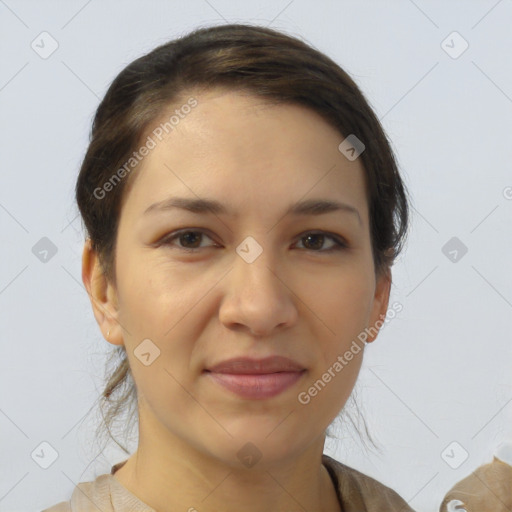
[{"x1": 202, "y1": 424, "x2": 313, "y2": 469}]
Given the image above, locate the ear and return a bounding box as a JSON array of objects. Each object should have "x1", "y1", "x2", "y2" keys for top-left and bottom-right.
[
  {"x1": 366, "y1": 268, "x2": 392, "y2": 343},
  {"x1": 81, "y1": 238, "x2": 123, "y2": 346}
]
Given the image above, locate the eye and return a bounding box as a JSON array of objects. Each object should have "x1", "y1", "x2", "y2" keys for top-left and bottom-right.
[
  {"x1": 294, "y1": 231, "x2": 348, "y2": 253},
  {"x1": 158, "y1": 229, "x2": 217, "y2": 252},
  {"x1": 158, "y1": 229, "x2": 347, "y2": 254}
]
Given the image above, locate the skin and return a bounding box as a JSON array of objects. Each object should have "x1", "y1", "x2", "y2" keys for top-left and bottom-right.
[{"x1": 82, "y1": 88, "x2": 391, "y2": 512}]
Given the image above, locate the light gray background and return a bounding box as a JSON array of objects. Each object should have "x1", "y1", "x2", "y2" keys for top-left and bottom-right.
[{"x1": 1, "y1": 1, "x2": 511, "y2": 511}]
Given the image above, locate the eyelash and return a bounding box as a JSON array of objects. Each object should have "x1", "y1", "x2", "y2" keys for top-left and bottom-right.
[{"x1": 157, "y1": 229, "x2": 348, "y2": 254}]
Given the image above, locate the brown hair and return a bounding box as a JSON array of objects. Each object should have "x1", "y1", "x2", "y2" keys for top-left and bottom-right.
[{"x1": 76, "y1": 23, "x2": 411, "y2": 455}]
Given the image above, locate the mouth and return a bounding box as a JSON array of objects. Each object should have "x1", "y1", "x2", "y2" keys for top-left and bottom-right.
[{"x1": 204, "y1": 356, "x2": 307, "y2": 400}]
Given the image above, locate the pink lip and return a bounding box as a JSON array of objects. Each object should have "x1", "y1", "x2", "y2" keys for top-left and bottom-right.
[{"x1": 204, "y1": 356, "x2": 306, "y2": 399}]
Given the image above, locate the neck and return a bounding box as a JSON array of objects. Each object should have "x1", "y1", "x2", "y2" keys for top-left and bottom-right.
[{"x1": 113, "y1": 426, "x2": 341, "y2": 512}]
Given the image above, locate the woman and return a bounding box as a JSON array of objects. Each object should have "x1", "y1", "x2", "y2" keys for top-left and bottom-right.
[{"x1": 43, "y1": 23, "x2": 413, "y2": 511}]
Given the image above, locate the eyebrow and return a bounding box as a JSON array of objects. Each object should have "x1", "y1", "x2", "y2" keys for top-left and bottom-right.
[{"x1": 143, "y1": 197, "x2": 362, "y2": 225}]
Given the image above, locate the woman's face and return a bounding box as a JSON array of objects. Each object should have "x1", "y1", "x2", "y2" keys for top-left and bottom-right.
[{"x1": 92, "y1": 88, "x2": 390, "y2": 468}]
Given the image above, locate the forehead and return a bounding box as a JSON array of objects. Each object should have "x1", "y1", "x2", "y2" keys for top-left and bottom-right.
[{"x1": 122, "y1": 88, "x2": 369, "y2": 222}]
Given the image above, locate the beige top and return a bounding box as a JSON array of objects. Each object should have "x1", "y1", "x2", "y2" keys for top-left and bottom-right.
[{"x1": 42, "y1": 454, "x2": 415, "y2": 511}]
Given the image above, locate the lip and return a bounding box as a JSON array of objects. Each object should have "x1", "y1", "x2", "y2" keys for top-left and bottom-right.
[
  {"x1": 206, "y1": 356, "x2": 305, "y2": 374},
  {"x1": 204, "y1": 356, "x2": 306, "y2": 400}
]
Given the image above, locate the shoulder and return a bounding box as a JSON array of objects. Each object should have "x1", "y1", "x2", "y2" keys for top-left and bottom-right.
[
  {"x1": 322, "y1": 454, "x2": 416, "y2": 512},
  {"x1": 42, "y1": 474, "x2": 115, "y2": 512},
  {"x1": 42, "y1": 466, "x2": 154, "y2": 512}
]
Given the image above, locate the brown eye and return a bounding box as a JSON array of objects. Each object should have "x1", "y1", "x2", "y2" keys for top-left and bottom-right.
[
  {"x1": 295, "y1": 232, "x2": 347, "y2": 252},
  {"x1": 159, "y1": 230, "x2": 217, "y2": 251},
  {"x1": 176, "y1": 231, "x2": 203, "y2": 248},
  {"x1": 157, "y1": 229, "x2": 347, "y2": 254}
]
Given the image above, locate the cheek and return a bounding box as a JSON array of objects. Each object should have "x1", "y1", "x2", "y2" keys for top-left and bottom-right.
[
  {"x1": 116, "y1": 250, "x2": 197, "y2": 330},
  {"x1": 300, "y1": 266, "x2": 375, "y2": 339},
  {"x1": 300, "y1": 266, "x2": 374, "y2": 407},
  {"x1": 298, "y1": 287, "x2": 368, "y2": 423},
  {"x1": 298, "y1": 355, "x2": 362, "y2": 419}
]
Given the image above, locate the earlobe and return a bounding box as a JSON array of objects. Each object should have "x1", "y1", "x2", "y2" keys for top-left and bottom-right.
[
  {"x1": 367, "y1": 269, "x2": 392, "y2": 343},
  {"x1": 81, "y1": 238, "x2": 123, "y2": 346}
]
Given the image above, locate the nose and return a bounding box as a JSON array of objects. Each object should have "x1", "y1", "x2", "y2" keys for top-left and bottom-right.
[{"x1": 218, "y1": 246, "x2": 298, "y2": 337}]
